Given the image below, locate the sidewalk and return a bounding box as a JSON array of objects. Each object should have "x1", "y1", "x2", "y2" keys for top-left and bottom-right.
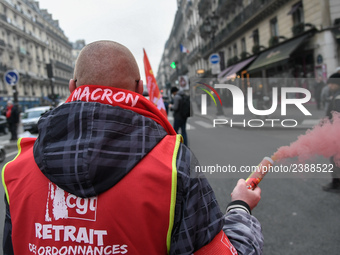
[{"x1": 193, "y1": 100, "x2": 327, "y2": 129}]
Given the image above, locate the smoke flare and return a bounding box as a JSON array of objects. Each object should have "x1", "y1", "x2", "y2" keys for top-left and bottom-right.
[{"x1": 272, "y1": 112, "x2": 340, "y2": 163}]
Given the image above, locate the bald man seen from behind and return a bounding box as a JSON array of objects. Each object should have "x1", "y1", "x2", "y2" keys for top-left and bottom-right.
[{"x1": 2, "y1": 40, "x2": 263, "y2": 255}]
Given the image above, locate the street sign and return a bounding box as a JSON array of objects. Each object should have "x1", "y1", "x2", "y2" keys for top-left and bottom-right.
[
  {"x1": 209, "y1": 53, "x2": 221, "y2": 74},
  {"x1": 211, "y1": 64, "x2": 221, "y2": 75},
  {"x1": 209, "y1": 53, "x2": 220, "y2": 65},
  {"x1": 4, "y1": 70, "x2": 19, "y2": 86}
]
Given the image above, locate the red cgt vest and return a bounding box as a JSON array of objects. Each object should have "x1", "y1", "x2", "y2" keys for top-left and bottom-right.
[
  {"x1": 3, "y1": 136, "x2": 237, "y2": 255},
  {"x1": 2, "y1": 136, "x2": 180, "y2": 255}
]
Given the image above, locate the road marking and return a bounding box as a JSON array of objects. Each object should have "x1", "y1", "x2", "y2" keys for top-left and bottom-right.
[
  {"x1": 187, "y1": 123, "x2": 195, "y2": 130},
  {"x1": 301, "y1": 119, "x2": 320, "y2": 125},
  {"x1": 194, "y1": 120, "x2": 213, "y2": 128}
]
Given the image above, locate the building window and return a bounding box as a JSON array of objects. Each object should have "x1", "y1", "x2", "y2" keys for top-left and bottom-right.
[
  {"x1": 289, "y1": 2, "x2": 304, "y2": 25},
  {"x1": 241, "y1": 37, "x2": 246, "y2": 53},
  {"x1": 270, "y1": 17, "x2": 278, "y2": 37},
  {"x1": 233, "y1": 43, "x2": 238, "y2": 57},
  {"x1": 20, "y1": 59, "x2": 25, "y2": 70},
  {"x1": 253, "y1": 29, "x2": 259, "y2": 46},
  {"x1": 269, "y1": 17, "x2": 279, "y2": 46},
  {"x1": 241, "y1": 37, "x2": 247, "y2": 59},
  {"x1": 291, "y1": 2, "x2": 305, "y2": 36}
]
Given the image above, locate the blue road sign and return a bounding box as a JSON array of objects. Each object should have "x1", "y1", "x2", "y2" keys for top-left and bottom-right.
[
  {"x1": 4, "y1": 70, "x2": 19, "y2": 86},
  {"x1": 209, "y1": 53, "x2": 220, "y2": 65}
]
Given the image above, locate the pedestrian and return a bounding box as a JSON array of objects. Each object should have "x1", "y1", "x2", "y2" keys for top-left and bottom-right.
[
  {"x1": 169, "y1": 86, "x2": 189, "y2": 146},
  {"x1": 323, "y1": 72, "x2": 340, "y2": 192},
  {"x1": 4, "y1": 100, "x2": 19, "y2": 141},
  {"x1": 2, "y1": 40, "x2": 263, "y2": 255},
  {"x1": 313, "y1": 76, "x2": 324, "y2": 110},
  {"x1": 321, "y1": 83, "x2": 331, "y2": 113}
]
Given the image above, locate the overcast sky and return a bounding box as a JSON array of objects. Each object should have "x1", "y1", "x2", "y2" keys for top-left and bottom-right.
[{"x1": 37, "y1": 0, "x2": 178, "y2": 84}]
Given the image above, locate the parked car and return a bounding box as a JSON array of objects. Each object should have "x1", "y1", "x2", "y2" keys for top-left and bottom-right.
[
  {"x1": 21, "y1": 106, "x2": 52, "y2": 133},
  {"x1": 0, "y1": 115, "x2": 8, "y2": 135}
]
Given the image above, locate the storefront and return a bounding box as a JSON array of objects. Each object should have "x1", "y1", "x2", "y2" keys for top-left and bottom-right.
[{"x1": 246, "y1": 33, "x2": 315, "y2": 96}]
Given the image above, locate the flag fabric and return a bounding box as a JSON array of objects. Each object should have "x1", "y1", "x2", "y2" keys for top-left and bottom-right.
[
  {"x1": 143, "y1": 49, "x2": 167, "y2": 117},
  {"x1": 180, "y1": 44, "x2": 189, "y2": 53}
]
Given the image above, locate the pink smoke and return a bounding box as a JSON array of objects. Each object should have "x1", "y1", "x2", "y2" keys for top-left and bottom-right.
[{"x1": 272, "y1": 112, "x2": 340, "y2": 163}]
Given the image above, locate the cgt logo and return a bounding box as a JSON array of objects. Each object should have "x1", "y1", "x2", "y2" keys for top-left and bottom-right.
[
  {"x1": 45, "y1": 182, "x2": 97, "y2": 222},
  {"x1": 199, "y1": 84, "x2": 311, "y2": 116}
]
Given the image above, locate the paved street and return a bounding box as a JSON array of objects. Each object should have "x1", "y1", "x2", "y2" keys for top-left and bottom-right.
[
  {"x1": 0, "y1": 103, "x2": 339, "y2": 254},
  {"x1": 183, "y1": 105, "x2": 340, "y2": 255}
]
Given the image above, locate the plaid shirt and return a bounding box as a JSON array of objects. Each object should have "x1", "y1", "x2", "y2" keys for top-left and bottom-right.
[{"x1": 3, "y1": 101, "x2": 263, "y2": 255}]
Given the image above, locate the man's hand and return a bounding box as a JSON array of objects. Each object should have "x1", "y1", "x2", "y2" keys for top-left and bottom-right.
[{"x1": 231, "y1": 179, "x2": 261, "y2": 210}]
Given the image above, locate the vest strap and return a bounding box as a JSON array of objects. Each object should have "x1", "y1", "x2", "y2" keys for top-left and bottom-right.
[
  {"x1": 2, "y1": 137, "x2": 27, "y2": 205},
  {"x1": 166, "y1": 134, "x2": 181, "y2": 253}
]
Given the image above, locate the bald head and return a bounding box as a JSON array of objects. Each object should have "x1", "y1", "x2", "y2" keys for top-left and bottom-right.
[{"x1": 72, "y1": 41, "x2": 141, "y2": 92}]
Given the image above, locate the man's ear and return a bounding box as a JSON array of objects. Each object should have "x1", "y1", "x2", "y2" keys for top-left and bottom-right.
[
  {"x1": 69, "y1": 79, "x2": 77, "y2": 93},
  {"x1": 136, "y1": 80, "x2": 144, "y2": 95}
]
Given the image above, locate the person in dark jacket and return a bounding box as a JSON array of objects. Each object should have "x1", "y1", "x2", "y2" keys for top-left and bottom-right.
[
  {"x1": 2, "y1": 40, "x2": 263, "y2": 255},
  {"x1": 314, "y1": 76, "x2": 324, "y2": 110},
  {"x1": 4, "y1": 100, "x2": 19, "y2": 141},
  {"x1": 169, "y1": 87, "x2": 188, "y2": 146},
  {"x1": 323, "y1": 72, "x2": 340, "y2": 192}
]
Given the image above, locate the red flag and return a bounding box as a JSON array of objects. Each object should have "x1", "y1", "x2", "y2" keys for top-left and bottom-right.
[{"x1": 143, "y1": 49, "x2": 167, "y2": 117}]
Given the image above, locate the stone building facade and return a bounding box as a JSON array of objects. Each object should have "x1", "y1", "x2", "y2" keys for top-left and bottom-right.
[
  {"x1": 157, "y1": 0, "x2": 340, "y2": 97},
  {"x1": 0, "y1": 0, "x2": 73, "y2": 109}
]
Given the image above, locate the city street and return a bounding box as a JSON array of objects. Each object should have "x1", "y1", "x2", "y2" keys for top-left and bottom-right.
[
  {"x1": 185, "y1": 113, "x2": 340, "y2": 255},
  {"x1": 0, "y1": 110, "x2": 339, "y2": 254}
]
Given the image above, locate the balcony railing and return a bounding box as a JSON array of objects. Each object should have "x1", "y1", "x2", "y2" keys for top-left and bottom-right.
[
  {"x1": 46, "y1": 28, "x2": 72, "y2": 47},
  {"x1": 216, "y1": 0, "x2": 243, "y2": 17},
  {"x1": 187, "y1": 25, "x2": 195, "y2": 40},
  {"x1": 268, "y1": 36, "x2": 279, "y2": 47},
  {"x1": 198, "y1": 0, "x2": 210, "y2": 18},
  {"x1": 55, "y1": 61, "x2": 73, "y2": 72},
  {"x1": 200, "y1": 0, "x2": 289, "y2": 58},
  {"x1": 188, "y1": 47, "x2": 200, "y2": 64},
  {"x1": 292, "y1": 23, "x2": 315, "y2": 36}
]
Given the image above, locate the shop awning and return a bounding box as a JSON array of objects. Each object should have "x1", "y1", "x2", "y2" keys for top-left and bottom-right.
[
  {"x1": 219, "y1": 56, "x2": 257, "y2": 83},
  {"x1": 217, "y1": 65, "x2": 233, "y2": 79},
  {"x1": 246, "y1": 34, "x2": 309, "y2": 72}
]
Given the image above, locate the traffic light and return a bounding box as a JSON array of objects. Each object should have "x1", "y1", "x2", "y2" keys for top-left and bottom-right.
[{"x1": 170, "y1": 62, "x2": 176, "y2": 69}]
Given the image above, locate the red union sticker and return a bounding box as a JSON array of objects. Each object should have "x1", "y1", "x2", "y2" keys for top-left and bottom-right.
[
  {"x1": 45, "y1": 182, "x2": 97, "y2": 222},
  {"x1": 193, "y1": 230, "x2": 237, "y2": 255}
]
